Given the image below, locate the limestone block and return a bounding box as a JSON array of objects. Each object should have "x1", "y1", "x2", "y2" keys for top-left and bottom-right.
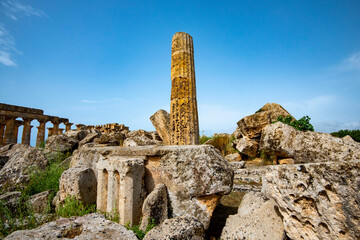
[
  {"x1": 78, "y1": 132, "x2": 101, "y2": 147},
  {"x1": 235, "y1": 136, "x2": 259, "y2": 157},
  {"x1": 4, "y1": 213, "x2": 138, "y2": 240},
  {"x1": 278, "y1": 158, "x2": 295, "y2": 165},
  {"x1": 260, "y1": 122, "x2": 360, "y2": 163},
  {"x1": 262, "y1": 160, "x2": 360, "y2": 240},
  {"x1": 224, "y1": 152, "x2": 241, "y2": 162},
  {"x1": 150, "y1": 110, "x2": 171, "y2": 145},
  {"x1": 45, "y1": 134, "x2": 78, "y2": 153},
  {"x1": 96, "y1": 157, "x2": 145, "y2": 226},
  {"x1": 57, "y1": 167, "x2": 97, "y2": 207},
  {"x1": 0, "y1": 191, "x2": 21, "y2": 212},
  {"x1": 93, "y1": 132, "x2": 125, "y2": 146},
  {"x1": 221, "y1": 192, "x2": 285, "y2": 240},
  {"x1": 29, "y1": 190, "x2": 50, "y2": 213},
  {"x1": 0, "y1": 144, "x2": 48, "y2": 192},
  {"x1": 64, "y1": 129, "x2": 90, "y2": 141},
  {"x1": 259, "y1": 102, "x2": 293, "y2": 122},
  {"x1": 140, "y1": 183, "x2": 168, "y2": 231},
  {"x1": 123, "y1": 136, "x2": 161, "y2": 147},
  {"x1": 144, "y1": 216, "x2": 205, "y2": 240}
]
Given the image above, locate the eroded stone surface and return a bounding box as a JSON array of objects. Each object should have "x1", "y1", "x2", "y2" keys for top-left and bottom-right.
[
  {"x1": 260, "y1": 122, "x2": 360, "y2": 163},
  {"x1": 234, "y1": 136, "x2": 259, "y2": 157},
  {"x1": 221, "y1": 192, "x2": 285, "y2": 240},
  {"x1": 45, "y1": 134, "x2": 78, "y2": 153},
  {"x1": 262, "y1": 160, "x2": 360, "y2": 240},
  {"x1": 144, "y1": 216, "x2": 205, "y2": 240},
  {"x1": 4, "y1": 213, "x2": 138, "y2": 240},
  {"x1": 150, "y1": 110, "x2": 171, "y2": 145}
]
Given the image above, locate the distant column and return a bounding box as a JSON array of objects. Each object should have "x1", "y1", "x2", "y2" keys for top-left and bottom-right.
[
  {"x1": 4, "y1": 117, "x2": 16, "y2": 144},
  {"x1": 0, "y1": 122, "x2": 5, "y2": 146},
  {"x1": 58, "y1": 128, "x2": 64, "y2": 135},
  {"x1": 51, "y1": 120, "x2": 59, "y2": 135},
  {"x1": 21, "y1": 118, "x2": 33, "y2": 145},
  {"x1": 12, "y1": 121, "x2": 23, "y2": 144},
  {"x1": 36, "y1": 120, "x2": 47, "y2": 146},
  {"x1": 170, "y1": 32, "x2": 199, "y2": 145},
  {"x1": 65, "y1": 122, "x2": 73, "y2": 132}
]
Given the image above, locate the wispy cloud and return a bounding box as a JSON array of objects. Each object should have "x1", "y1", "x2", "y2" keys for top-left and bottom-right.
[
  {"x1": 81, "y1": 98, "x2": 123, "y2": 104},
  {"x1": 340, "y1": 51, "x2": 360, "y2": 72},
  {"x1": 1, "y1": 0, "x2": 47, "y2": 20},
  {"x1": 0, "y1": 24, "x2": 18, "y2": 66}
]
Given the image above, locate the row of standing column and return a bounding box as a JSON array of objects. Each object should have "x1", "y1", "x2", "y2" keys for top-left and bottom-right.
[{"x1": 0, "y1": 117, "x2": 73, "y2": 146}]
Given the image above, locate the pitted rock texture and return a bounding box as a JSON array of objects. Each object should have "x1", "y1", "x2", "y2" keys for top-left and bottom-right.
[
  {"x1": 262, "y1": 160, "x2": 360, "y2": 240},
  {"x1": 45, "y1": 134, "x2": 78, "y2": 153},
  {"x1": 234, "y1": 136, "x2": 259, "y2": 157},
  {"x1": 260, "y1": 122, "x2": 360, "y2": 163},
  {"x1": 150, "y1": 109, "x2": 171, "y2": 144},
  {"x1": 0, "y1": 144, "x2": 48, "y2": 192},
  {"x1": 4, "y1": 213, "x2": 138, "y2": 240},
  {"x1": 144, "y1": 216, "x2": 204, "y2": 240},
  {"x1": 170, "y1": 32, "x2": 199, "y2": 145},
  {"x1": 221, "y1": 192, "x2": 285, "y2": 240},
  {"x1": 93, "y1": 132, "x2": 125, "y2": 146},
  {"x1": 140, "y1": 183, "x2": 168, "y2": 231},
  {"x1": 56, "y1": 166, "x2": 97, "y2": 207},
  {"x1": 237, "y1": 103, "x2": 292, "y2": 139},
  {"x1": 123, "y1": 135, "x2": 161, "y2": 147}
]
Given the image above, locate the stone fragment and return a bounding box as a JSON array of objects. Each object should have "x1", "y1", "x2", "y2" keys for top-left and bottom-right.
[
  {"x1": 260, "y1": 122, "x2": 360, "y2": 163},
  {"x1": 126, "y1": 129, "x2": 154, "y2": 139},
  {"x1": 150, "y1": 109, "x2": 171, "y2": 145},
  {"x1": 221, "y1": 192, "x2": 285, "y2": 240},
  {"x1": 0, "y1": 191, "x2": 21, "y2": 212},
  {"x1": 225, "y1": 152, "x2": 241, "y2": 162},
  {"x1": 233, "y1": 167, "x2": 265, "y2": 192},
  {"x1": 232, "y1": 127, "x2": 242, "y2": 139},
  {"x1": 78, "y1": 132, "x2": 101, "y2": 147},
  {"x1": 230, "y1": 161, "x2": 245, "y2": 169},
  {"x1": 93, "y1": 132, "x2": 125, "y2": 146},
  {"x1": 56, "y1": 167, "x2": 97, "y2": 207},
  {"x1": 0, "y1": 144, "x2": 48, "y2": 192},
  {"x1": 29, "y1": 190, "x2": 50, "y2": 213},
  {"x1": 144, "y1": 216, "x2": 205, "y2": 240},
  {"x1": 64, "y1": 129, "x2": 90, "y2": 141},
  {"x1": 259, "y1": 102, "x2": 293, "y2": 122},
  {"x1": 4, "y1": 213, "x2": 138, "y2": 240},
  {"x1": 124, "y1": 136, "x2": 161, "y2": 147},
  {"x1": 45, "y1": 134, "x2": 78, "y2": 153},
  {"x1": 140, "y1": 183, "x2": 168, "y2": 231},
  {"x1": 170, "y1": 32, "x2": 199, "y2": 145},
  {"x1": 278, "y1": 158, "x2": 295, "y2": 165},
  {"x1": 262, "y1": 160, "x2": 360, "y2": 240},
  {"x1": 234, "y1": 136, "x2": 259, "y2": 157}
]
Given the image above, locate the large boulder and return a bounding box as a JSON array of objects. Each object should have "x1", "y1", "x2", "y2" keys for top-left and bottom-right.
[
  {"x1": 221, "y1": 192, "x2": 285, "y2": 240},
  {"x1": 234, "y1": 136, "x2": 259, "y2": 157},
  {"x1": 64, "y1": 129, "x2": 90, "y2": 142},
  {"x1": 70, "y1": 145, "x2": 233, "y2": 229},
  {"x1": 140, "y1": 183, "x2": 168, "y2": 231},
  {"x1": 29, "y1": 190, "x2": 51, "y2": 213},
  {"x1": 93, "y1": 132, "x2": 125, "y2": 146},
  {"x1": 123, "y1": 136, "x2": 161, "y2": 147},
  {"x1": 263, "y1": 160, "x2": 360, "y2": 240},
  {"x1": 150, "y1": 109, "x2": 171, "y2": 145},
  {"x1": 0, "y1": 144, "x2": 48, "y2": 192},
  {"x1": 55, "y1": 166, "x2": 97, "y2": 208},
  {"x1": 237, "y1": 103, "x2": 292, "y2": 139},
  {"x1": 144, "y1": 216, "x2": 205, "y2": 240},
  {"x1": 260, "y1": 122, "x2": 360, "y2": 163},
  {"x1": 45, "y1": 134, "x2": 78, "y2": 153},
  {"x1": 5, "y1": 213, "x2": 138, "y2": 240}
]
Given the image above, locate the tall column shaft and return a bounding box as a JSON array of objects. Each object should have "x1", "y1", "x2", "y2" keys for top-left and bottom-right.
[
  {"x1": 4, "y1": 117, "x2": 16, "y2": 144},
  {"x1": 52, "y1": 121, "x2": 59, "y2": 135},
  {"x1": 65, "y1": 123, "x2": 73, "y2": 132},
  {"x1": 0, "y1": 123, "x2": 5, "y2": 146},
  {"x1": 170, "y1": 32, "x2": 199, "y2": 145},
  {"x1": 21, "y1": 118, "x2": 32, "y2": 145},
  {"x1": 36, "y1": 121, "x2": 46, "y2": 146}
]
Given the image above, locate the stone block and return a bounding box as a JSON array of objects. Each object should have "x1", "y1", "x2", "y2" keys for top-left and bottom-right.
[{"x1": 150, "y1": 110, "x2": 171, "y2": 145}]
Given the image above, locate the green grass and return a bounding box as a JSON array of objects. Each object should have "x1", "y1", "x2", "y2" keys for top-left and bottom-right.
[
  {"x1": 200, "y1": 134, "x2": 238, "y2": 156},
  {"x1": 331, "y1": 129, "x2": 360, "y2": 142},
  {"x1": 199, "y1": 135, "x2": 212, "y2": 144},
  {"x1": 56, "y1": 196, "x2": 96, "y2": 218},
  {"x1": 124, "y1": 218, "x2": 156, "y2": 240}
]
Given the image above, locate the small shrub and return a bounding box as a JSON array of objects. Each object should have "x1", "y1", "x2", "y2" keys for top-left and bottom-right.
[
  {"x1": 200, "y1": 135, "x2": 212, "y2": 144},
  {"x1": 274, "y1": 115, "x2": 314, "y2": 132},
  {"x1": 125, "y1": 218, "x2": 156, "y2": 240},
  {"x1": 331, "y1": 129, "x2": 360, "y2": 142},
  {"x1": 56, "y1": 196, "x2": 96, "y2": 218},
  {"x1": 37, "y1": 141, "x2": 45, "y2": 149}
]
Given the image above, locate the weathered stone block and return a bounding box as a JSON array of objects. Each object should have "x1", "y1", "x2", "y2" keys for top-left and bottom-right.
[{"x1": 150, "y1": 109, "x2": 171, "y2": 145}]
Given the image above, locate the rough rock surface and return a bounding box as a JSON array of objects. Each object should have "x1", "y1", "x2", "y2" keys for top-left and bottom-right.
[
  {"x1": 144, "y1": 216, "x2": 204, "y2": 240},
  {"x1": 221, "y1": 192, "x2": 285, "y2": 240},
  {"x1": 126, "y1": 129, "x2": 154, "y2": 139},
  {"x1": 5, "y1": 213, "x2": 138, "y2": 240},
  {"x1": 56, "y1": 166, "x2": 97, "y2": 207},
  {"x1": 237, "y1": 103, "x2": 292, "y2": 139},
  {"x1": 263, "y1": 160, "x2": 360, "y2": 240},
  {"x1": 93, "y1": 132, "x2": 125, "y2": 146},
  {"x1": 150, "y1": 109, "x2": 171, "y2": 145},
  {"x1": 0, "y1": 144, "x2": 48, "y2": 192},
  {"x1": 233, "y1": 167, "x2": 265, "y2": 192},
  {"x1": 260, "y1": 122, "x2": 360, "y2": 163},
  {"x1": 71, "y1": 145, "x2": 233, "y2": 229},
  {"x1": 225, "y1": 153, "x2": 241, "y2": 162},
  {"x1": 140, "y1": 183, "x2": 168, "y2": 231},
  {"x1": 64, "y1": 129, "x2": 90, "y2": 142},
  {"x1": 234, "y1": 136, "x2": 259, "y2": 157},
  {"x1": 30, "y1": 190, "x2": 50, "y2": 213},
  {"x1": 124, "y1": 135, "x2": 161, "y2": 147},
  {"x1": 78, "y1": 132, "x2": 101, "y2": 147},
  {"x1": 0, "y1": 191, "x2": 21, "y2": 211},
  {"x1": 45, "y1": 134, "x2": 78, "y2": 153}
]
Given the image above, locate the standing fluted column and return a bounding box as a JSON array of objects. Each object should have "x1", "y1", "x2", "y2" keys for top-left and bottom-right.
[
  {"x1": 4, "y1": 117, "x2": 16, "y2": 144},
  {"x1": 170, "y1": 32, "x2": 199, "y2": 145},
  {"x1": 65, "y1": 122, "x2": 73, "y2": 132},
  {"x1": 12, "y1": 121, "x2": 22, "y2": 144},
  {"x1": 21, "y1": 118, "x2": 32, "y2": 145},
  {"x1": 36, "y1": 120, "x2": 47, "y2": 147},
  {"x1": 51, "y1": 119, "x2": 59, "y2": 136}
]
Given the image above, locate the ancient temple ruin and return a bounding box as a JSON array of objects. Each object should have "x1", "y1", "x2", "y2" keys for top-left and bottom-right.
[
  {"x1": 0, "y1": 103, "x2": 71, "y2": 146},
  {"x1": 170, "y1": 32, "x2": 200, "y2": 145}
]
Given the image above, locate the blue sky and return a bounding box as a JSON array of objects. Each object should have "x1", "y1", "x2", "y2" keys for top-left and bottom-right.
[{"x1": 1, "y1": 0, "x2": 360, "y2": 145}]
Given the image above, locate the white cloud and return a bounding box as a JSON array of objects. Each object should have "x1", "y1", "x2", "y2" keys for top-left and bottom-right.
[
  {"x1": 314, "y1": 121, "x2": 360, "y2": 133},
  {"x1": 0, "y1": 24, "x2": 17, "y2": 66},
  {"x1": 340, "y1": 52, "x2": 360, "y2": 71},
  {"x1": 1, "y1": 0, "x2": 47, "y2": 20},
  {"x1": 306, "y1": 95, "x2": 336, "y2": 110},
  {"x1": 0, "y1": 50, "x2": 16, "y2": 66}
]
